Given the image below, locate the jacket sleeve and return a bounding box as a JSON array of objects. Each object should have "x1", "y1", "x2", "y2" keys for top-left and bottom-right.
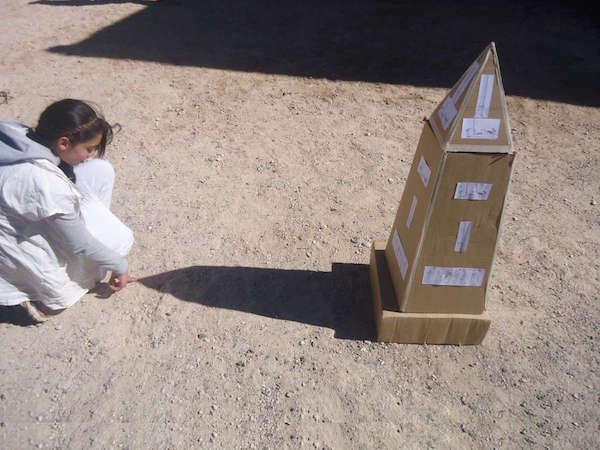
[
  {"x1": 0, "y1": 163, "x2": 78, "y2": 220},
  {"x1": 44, "y1": 212, "x2": 128, "y2": 275}
]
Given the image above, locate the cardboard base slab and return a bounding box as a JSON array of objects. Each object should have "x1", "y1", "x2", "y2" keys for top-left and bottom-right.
[{"x1": 370, "y1": 242, "x2": 490, "y2": 345}]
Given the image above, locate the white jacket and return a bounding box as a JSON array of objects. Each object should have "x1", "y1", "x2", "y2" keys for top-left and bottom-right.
[{"x1": 0, "y1": 121, "x2": 131, "y2": 309}]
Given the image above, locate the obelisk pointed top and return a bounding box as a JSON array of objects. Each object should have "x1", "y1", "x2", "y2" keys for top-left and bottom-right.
[{"x1": 428, "y1": 42, "x2": 512, "y2": 153}]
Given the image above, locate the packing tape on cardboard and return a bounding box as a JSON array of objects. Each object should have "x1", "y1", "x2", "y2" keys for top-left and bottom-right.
[
  {"x1": 438, "y1": 97, "x2": 457, "y2": 130},
  {"x1": 392, "y1": 229, "x2": 409, "y2": 280},
  {"x1": 407, "y1": 195, "x2": 417, "y2": 229},
  {"x1": 454, "y1": 182, "x2": 492, "y2": 200},
  {"x1": 475, "y1": 74, "x2": 494, "y2": 118},
  {"x1": 418, "y1": 156, "x2": 431, "y2": 187},
  {"x1": 461, "y1": 118, "x2": 500, "y2": 140},
  {"x1": 454, "y1": 221, "x2": 472, "y2": 253},
  {"x1": 422, "y1": 266, "x2": 486, "y2": 287},
  {"x1": 452, "y1": 61, "x2": 480, "y2": 104}
]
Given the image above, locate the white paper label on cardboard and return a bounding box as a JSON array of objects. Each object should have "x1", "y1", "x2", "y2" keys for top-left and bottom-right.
[
  {"x1": 392, "y1": 230, "x2": 409, "y2": 280},
  {"x1": 407, "y1": 195, "x2": 417, "y2": 229},
  {"x1": 454, "y1": 221, "x2": 472, "y2": 253},
  {"x1": 461, "y1": 118, "x2": 500, "y2": 140},
  {"x1": 417, "y1": 156, "x2": 431, "y2": 187},
  {"x1": 422, "y1": 266, "x2": 486, "y2": 287},
  {"x1": 452, "y1": 61, "x2": 480, "y2": 104},
  {"x1": 475, "y1": 74, "x2": 494, "y2": 118},
  {"x1": 454, "y1": 182, "x2": 492, "y2": 200},
  {"x1": 438, "y1": 97, "x2": 457, "y2": 130}
]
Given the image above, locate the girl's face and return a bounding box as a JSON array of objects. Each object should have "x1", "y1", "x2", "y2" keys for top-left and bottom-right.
[{"x1": 55, "y1": 133, "x2": 102, "y2": 166}]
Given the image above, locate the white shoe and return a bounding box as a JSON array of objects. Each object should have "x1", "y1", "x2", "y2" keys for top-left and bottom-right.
[{"x1": 20, "y1": 301, "x2": 63, "y2": 323}]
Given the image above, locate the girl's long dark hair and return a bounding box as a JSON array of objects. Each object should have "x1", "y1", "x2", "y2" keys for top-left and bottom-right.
[
  {"x1": 28, "y1": 99, "x2": 117, "y2": 182},
  {"x1": 29, "y1": 99, "x2": 115, "y2": 158}
]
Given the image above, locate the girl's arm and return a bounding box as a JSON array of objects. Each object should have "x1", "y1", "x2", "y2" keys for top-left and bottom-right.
[{"x1": 44, "y1": 212, "x2": 128, "y2": 275}]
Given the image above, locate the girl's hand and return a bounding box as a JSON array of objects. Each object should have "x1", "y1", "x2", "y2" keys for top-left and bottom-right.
[{"x1": 108, "y1": 271, "x2": 137, "y2": 291}]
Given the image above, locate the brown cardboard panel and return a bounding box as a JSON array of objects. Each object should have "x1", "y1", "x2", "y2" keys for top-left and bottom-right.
[
  {"x1": 370, "y1": 242, "x2": 490, "y2": 345},
  {"x1": 404, "y1": 153, "x2": 515, "y2": 314},
  {"x1": 425, "y1": 153, "x2": 514, "y2": 252},
  {"x1": 384, "y1": 122, "x2": 444, "y2": 308},
  {"x1": 408, "y1": 260, "x2": 491, "y2": 314},
  {"x1": 450, "y1": 53, "x2": 510, "y2": 149},
  {"x1": 429, "y1": 45, "x2": 491, "y2": 148},
  {"x1": 433, "y1": 155, "x2": 512, "y2": 225}
]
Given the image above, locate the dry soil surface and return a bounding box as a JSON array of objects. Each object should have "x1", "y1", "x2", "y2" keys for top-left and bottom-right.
[{"x1": 1, "y1": 1, "x2": 599, "y2": 449}]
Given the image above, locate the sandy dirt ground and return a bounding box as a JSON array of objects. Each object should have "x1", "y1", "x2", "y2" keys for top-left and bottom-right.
[{"x1": 1, "y1": 1, "x2": 599, "y2": 448}]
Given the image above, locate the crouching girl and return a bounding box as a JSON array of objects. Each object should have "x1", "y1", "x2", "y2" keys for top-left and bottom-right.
[{"x1": 0, "y1": 99, "x2": 135, "y2": 321}]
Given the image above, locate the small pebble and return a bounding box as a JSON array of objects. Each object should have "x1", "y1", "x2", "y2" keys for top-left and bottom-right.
[{"x1": 591, "y1": 199, "x2": 597, "y2": 206}]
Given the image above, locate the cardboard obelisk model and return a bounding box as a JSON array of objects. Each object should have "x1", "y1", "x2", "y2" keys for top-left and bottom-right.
[{"x1": 370, "y1": 42, "x2": 515, "y2": 344}]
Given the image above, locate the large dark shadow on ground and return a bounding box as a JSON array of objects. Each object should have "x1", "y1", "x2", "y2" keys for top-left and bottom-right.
[
  {"x1": 138, "y1": 263, "x2": 376, "y2": 340},
  {"x1": 41, "y1": 0, "x2": 600, "y2": 106},
  {"x1": 31, "y1": 0, "x2": 156, "y2": 5},
  {"x1": 0, "y1": 306, "x2": 38, "y2": 326}
]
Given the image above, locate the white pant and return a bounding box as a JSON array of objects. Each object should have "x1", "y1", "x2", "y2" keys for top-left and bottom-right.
[
  {"x1": 74, "y1": 159, "x2": 134, "y2": 278},
  {"x1": 74, "y1": 158, "x2": 115, "y2": 209}
]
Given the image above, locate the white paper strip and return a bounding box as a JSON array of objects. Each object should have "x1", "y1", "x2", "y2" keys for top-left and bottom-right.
[
  {"x1": 452, "y1": 61, "x2": 480, "y2": 104},
  {"x1": 475, "y1": 74, "x2": 494, "y2": 118},
  {"x1": 392, "y1": 230, "x2": 409, "y2": 280},
  {"x1": 438, "y1": 97, "x2": 457, "y2": 130},
  {"x1": 407, "y1": 195, "x2": 417, "y2": 229},
  {"x1": 454, "y1": 182, "x2": 492, "y2": 200},
  {"x1": 417, "y1": 156, "x2": 431, "y2": 187},
  {"x1": 461, "y1": 118, "x2": 500, "y2": 140},
  {"x1": 454, "y1": 221, "x2": 472, "y2": 253},
  {"x1": 422, "y1": 266, "x2": 486, "y2": 287}
]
